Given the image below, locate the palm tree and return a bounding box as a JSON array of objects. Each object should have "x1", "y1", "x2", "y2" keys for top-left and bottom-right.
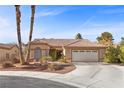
[
  {"x1": 25, "y1": 5, "x2": 36, "y2": 63},
  {"x1": 15, "y1": 5, "x2": 25, "y2": 65}
]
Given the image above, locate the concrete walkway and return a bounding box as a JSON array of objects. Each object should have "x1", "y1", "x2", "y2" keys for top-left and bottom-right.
[{"x1": 0, "y1": 62, "x2": 124, "y2": 88}]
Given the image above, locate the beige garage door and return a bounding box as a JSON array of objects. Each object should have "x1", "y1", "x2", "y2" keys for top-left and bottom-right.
[{"x1": 72, "y1": 50, "x2": 98, "y2": 62}]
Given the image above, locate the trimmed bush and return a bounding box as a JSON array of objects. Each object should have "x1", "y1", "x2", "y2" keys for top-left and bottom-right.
[{"x1": 2, "y1": 62, "x2": 14, "y2": 68}]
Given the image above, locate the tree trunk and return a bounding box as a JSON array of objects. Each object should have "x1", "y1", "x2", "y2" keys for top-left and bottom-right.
[
  {"x1": 15, "y1": 5, "x2": 25, "y2": 65},
  {"x1": 25, "y1": 5, "x2": 36, "y2": 63}
]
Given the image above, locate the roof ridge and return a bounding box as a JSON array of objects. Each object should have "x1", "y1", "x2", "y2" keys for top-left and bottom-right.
[
  {"x1": 34, "y1": 38, "x2": 76, "y2": 40},
  {"x1": 0, "y1": 44, "x2": 17, "y2": 49},
  {"x1": 64, "y1": 39, "x2": 81, "y2": 47}
]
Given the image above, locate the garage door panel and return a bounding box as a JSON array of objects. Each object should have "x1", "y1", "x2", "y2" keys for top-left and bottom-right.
[{"x1": 72, "y1": 50, "x2": 98, "y2": 62}]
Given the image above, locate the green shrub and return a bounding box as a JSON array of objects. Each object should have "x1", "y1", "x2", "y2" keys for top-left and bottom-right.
[
  {"x1": 119, "y1": 45, "x2": 124, "y2": 63},
  {"x1": 104, "y1": 43, "x2": 124, "y2": 63},
  {"x1": 40, "y1": 56, "x2": 53, "y2": 64},
  {"x1": 59, "y1": 56, "x2": 67, "y2": 63},
  {"x1": 47, "y1": 56, "x2": 53, "y2": 62},
  {"x1": 2, "y1": 62, "x2": 14, "y2": 68},
  {"x1": 49, "y1": 49, "x2": 57, "y2": 61},
  {"x1": 104, "y1": 45, "x2": 120, "y2": 63},
  {"x1": 40, "y1": 56, "x2": 47, "y2": 64}
]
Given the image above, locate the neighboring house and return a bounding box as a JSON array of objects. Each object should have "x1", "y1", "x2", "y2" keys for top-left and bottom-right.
[
  {"x1": 30, "y1": 39, "x2": 106, "y2": 62},
  {"x1": 0, "y1": 43, "x2": 19, "y2": 63}
]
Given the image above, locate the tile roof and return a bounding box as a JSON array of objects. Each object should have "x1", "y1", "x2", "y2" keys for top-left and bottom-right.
[
  {"x1": 32, "y1": 39, "x2": 78, "y2": 46},
  {"x1": 0, "y1": 43, "x2": 17, "y2": 49},
  {"x1": 32, "y1": 38, "x2": 105, "y2": 48},
  {"x1": 65, "y1": 39, "x2": 106, "y2": 47}
]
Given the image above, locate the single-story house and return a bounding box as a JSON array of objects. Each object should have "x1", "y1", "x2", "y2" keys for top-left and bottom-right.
[
  {"x1": 30, "y1": 39, "x2": 106, "y2": 62},
  {"x1": 0, "y1": 43, "x2": 19, "y2": 63}
]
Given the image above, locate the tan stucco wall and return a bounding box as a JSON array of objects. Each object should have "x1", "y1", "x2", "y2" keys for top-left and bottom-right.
[
  {"x1": 30, "y1": 43, "x2": 50, "y2": 60},
  {"x1": 30, "y1": 50, "x2": 34, "y2": 59},
  {"x1": 0, "y1": 49, "x2": 8, "y2": 62},
  {"x1": 65, "y1": 48, "x2": 72, "y2": 62},
  {"x1": 65, "y1": 47, "x2": 106, "y2": 62},
  {"x1": 98, "y1": 49, "x2": 106, "y2": 61},
  {"x1": 0, "y1": 46, "x2": 19, "y2": 63},
  {"x1": 9, "y1": 46, "x2": 19, "y2": 60}
]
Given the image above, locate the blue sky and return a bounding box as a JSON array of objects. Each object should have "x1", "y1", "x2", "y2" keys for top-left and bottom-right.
[{"x1": 0, "y1": 5, "x2": 124, "y2": 43}]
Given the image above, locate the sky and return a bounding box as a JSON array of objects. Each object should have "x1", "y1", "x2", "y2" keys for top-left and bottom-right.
[{"x1": 0, "y1": 5, "x2": 124, "y2": 43}]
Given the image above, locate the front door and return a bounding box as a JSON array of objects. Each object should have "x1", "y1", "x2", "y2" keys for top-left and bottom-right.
[{"x1": 34, "y1": 47, "x2": 41, "y2": 61}]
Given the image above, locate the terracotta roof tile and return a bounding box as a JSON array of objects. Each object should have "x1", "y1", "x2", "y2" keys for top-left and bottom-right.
[
  {"x1": 33, "y1": 39, "x2": 77, "y2": 46},
  {"x1": 0, "y1": 43, "x2": 17, "y2": 49},
  {"x1": 65, "y1": 39, "x2": 106, "y2": 47},
  {"x1": 32, "y1": 39, "x2": 105, "y2": 48}
]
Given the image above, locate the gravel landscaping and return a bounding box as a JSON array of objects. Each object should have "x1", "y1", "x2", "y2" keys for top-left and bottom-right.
[{"x1": 0, "y1": 62, "x2": 76, "y2": 74}]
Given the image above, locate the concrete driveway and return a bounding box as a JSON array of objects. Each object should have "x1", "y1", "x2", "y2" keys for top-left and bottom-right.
[
  {"x1": 69, "y1": 62, "x2": 124, "y2": 88},
  {"x1": 0, "y1": 62, "x2": 124, "y2": 88}
]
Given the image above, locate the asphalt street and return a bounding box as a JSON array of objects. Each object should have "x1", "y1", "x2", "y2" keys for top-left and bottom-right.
[{"x1": 0, "y1": 76, "x2": 76, "y2": 88}]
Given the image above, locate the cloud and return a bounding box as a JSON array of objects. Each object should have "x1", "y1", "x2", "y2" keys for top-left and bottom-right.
[
  {"x1": 98, "y1": 8, "x2": 124, "y2": 14},
  {"x1": 79, "y1": 16, "x2": 95, "y2": 28},
  {"x1": 41, "y1": 9, "x2": 65, "y2": 16},
  {"x1": 37, "y1": 7, "x2": 70, "y2": 17}
]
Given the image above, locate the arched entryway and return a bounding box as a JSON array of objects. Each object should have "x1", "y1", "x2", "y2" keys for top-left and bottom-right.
[{"x1": 34, "y1": 47, "x2": 41, "y2": 61}]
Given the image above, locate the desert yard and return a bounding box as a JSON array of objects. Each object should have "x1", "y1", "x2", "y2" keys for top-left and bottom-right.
[{"x1": 0, "y1": 61, "x2": 76, "y2": 74}]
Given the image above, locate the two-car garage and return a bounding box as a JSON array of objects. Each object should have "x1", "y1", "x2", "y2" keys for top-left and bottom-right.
[{"x1": 72, "y1": 50, "x2": 98, "y2": 62}]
